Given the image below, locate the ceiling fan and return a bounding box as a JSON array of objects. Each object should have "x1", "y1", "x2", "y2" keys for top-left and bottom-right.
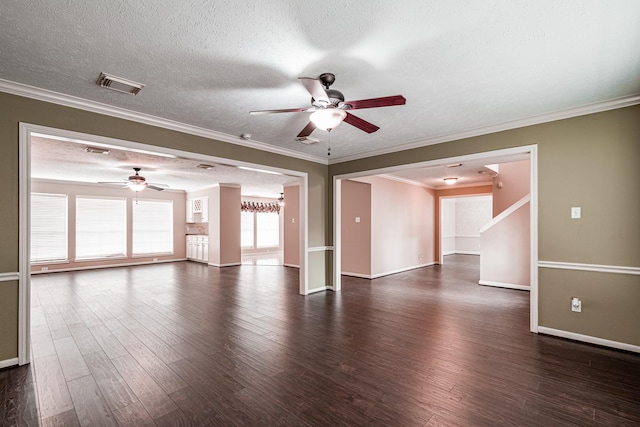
[
  {"x1": 99, "y1": 167, "x2": 169, "y2": 192},
  {"x1": 250, "y1": 72, "x2": 406, "y2": 138}
]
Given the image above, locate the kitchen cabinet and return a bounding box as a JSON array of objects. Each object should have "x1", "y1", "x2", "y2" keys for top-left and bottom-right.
[
  {"x1": 186, "y1": 235, "x2": 208, "y2": 263},
  {"x1": 186, "y1": 197, "x2": 208, "y2": 223}
]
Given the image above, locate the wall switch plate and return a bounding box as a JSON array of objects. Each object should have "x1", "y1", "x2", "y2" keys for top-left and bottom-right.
[
  {"x1": 355, "y1": 217, "x2": 361, "y2": 223},
  {"x1": 292, "y1": 218, "x2": 295, "y2": 224},
  {"x1": 571, "y1": 297, "x2": 582, "y2": 312},
  {"x1": 571, "y1": 207, "x2": 581, "y2": 219}
]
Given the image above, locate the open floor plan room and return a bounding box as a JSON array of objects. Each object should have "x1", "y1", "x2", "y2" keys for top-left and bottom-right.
[{"x1": 2, "y1": 255, "x2": 639, "y2": 426}]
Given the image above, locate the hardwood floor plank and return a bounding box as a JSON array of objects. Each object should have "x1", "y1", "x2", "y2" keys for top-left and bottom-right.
[
  {"x1": 41, "y1": 408, "x2": 81, "y2": 426},
  {"x1": 34, "y1": 355, "x2": 74, "y2": 419},
  {"x1": 112, "y1": 401, "x2": 157, "y2": 427},
  {"x1": 110, "y1": 354, "x2": 177, "y2": 419},
  {"x1": 68, "y1": 322, "x2": 103, "y2": 355},
  {"x1": 83, "y1": 351, "x2": 139, "y2": 412},
  {"x1": 88, "y1": 324, "x2": 130, "y2": 359},
  {"x1": 67, "y1": 375, "x2": 118, "y2": 426},
  {"x1": 53, "y1": 336, "x2": 91, "y2": 382},
  {"x1": 124, "y1": 342, "x2": 188, "y2": 395}
]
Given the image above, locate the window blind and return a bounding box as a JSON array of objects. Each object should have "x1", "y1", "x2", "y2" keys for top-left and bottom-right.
[
  {"x1": 256, "y1": 212, "x2": 280, "y2": 248},
  {"x1": 76, "y1": 196, "x2": 126, "y2": 260},
  {"x1": 31, "y1": 193, "x2": 68, "y2": 263}
]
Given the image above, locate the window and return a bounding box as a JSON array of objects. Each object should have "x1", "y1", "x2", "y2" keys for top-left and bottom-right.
[
  {"x1": 256, "y1": 212, "x2": 280, "y2": 248},
  {"x1": 132, "y1": 199, "x2": 173, "y2": 255},
  {"x1": 76, "y1": 196, "x2": 126, "y2": 260},
  {"x1": 31, "y1": 193, "x2": 68, "y2": 263},
  {"x1": 241, "y1": 211, "x2": 254, "y2": 248}
]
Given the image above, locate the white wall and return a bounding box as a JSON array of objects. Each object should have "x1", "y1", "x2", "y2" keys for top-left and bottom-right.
[{"x1": 442, "y1": 195, "x2": 492, "y2": 256}]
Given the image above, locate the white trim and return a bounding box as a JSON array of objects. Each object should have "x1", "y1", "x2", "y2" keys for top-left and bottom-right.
[
  {"x1": 1, "y1": 79, "x2": 326, "y2": 165},
  {"x1": 330, "y1": 94, "x2": 640, "y2": 164},
  {"x1": 308, "y1": 246, "x2": 334, "y2": 252},
  {"x1": 529, "y1": 145, "x2": 539, "y2": 332},
  {"x1": 30, "y1": 258, "x2": 186, "y2": 274},
  {"x1": 208, "y1": 262, "x2": 242, "y2": 268},
  {"x1": 479, "y1": 280, "x2": 530, "y2": 291},
  {"x1": 0, "y1": 358, "x2": 19, "y2": 369},
  {"x1": 283, "y1": 263, "x2": 300, "y2": 268},
  {"x1": 454, "y1": 251, "x2": 480, "y2": 256},
  {"x1": 376, "y1": 174, "x2": 431, "y2": 188},
  {"x1": 479, "y1": 194, "x2": 530, "y2": 233},
  {"x1": 538, "y1": 327, "x2": 640, "y2": 354},
  {"x1": 538, "y1": 261, "x2": 640, "y2": 276},
  {"x1": 0, "y1": 272, "x2": 20, "y2": 282},
  {"x1": 18, "y1": 123, "x2": 31, "y2": 366},
  {"x1": 341, "y1": 271, "x2": 372, "y2": 279},
  {"x1": 333, "y1": 177, "x2": 342, "y2": 292},
  {"x1": 306, "y1": 286, "x2": 329, "y2": 295},
  {"x1": 371, "y1": 263, "x2": 437, "y2": 279}
]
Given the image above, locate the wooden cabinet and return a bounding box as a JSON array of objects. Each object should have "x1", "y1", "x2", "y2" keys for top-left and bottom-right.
[{"x1": 186, "y1": 235, "x2": 208, "y2": 263}]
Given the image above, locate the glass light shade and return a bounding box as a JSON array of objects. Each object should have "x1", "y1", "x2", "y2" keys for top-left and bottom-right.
[
  {"x1": 443, "y1": 178, "x2": 458, "y2": 185},
  {"x1": 129, "y1": 182, "x2": 146, "y2": 192},
  {"x1": 278, "y1": 193, "x2": 285, "y2": 207},
  {"x1": 309, "y1": 109, "x2": 347, "y2": 131}
]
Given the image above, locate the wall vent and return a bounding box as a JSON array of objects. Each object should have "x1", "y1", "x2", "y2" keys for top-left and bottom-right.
[
  {"x1": 295, "y1": 136, "x2": 320, "y2": 145},
  {"x1": 97, "y1": 72, "x2": 145, "y2": 95}
]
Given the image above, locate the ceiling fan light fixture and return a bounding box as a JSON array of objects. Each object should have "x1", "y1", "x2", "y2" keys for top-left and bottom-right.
[
  {"x1": 443, "y1": 177, "x2": 458, "y2": 185},
  {"x1": 278, "y1": 192, "x2": 285, "y2": 207},
  {"x1": 129, "y1": 182, "x2": 146, "y2": 192},
  {"x1": 309, "y1": 109, "x2": 347, "y2": 131}
]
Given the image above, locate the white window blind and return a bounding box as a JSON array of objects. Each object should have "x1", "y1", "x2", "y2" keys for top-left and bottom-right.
[
  {"x1": 76, "y1": 196, "x2": 126, "y2": 260},
  {"x1": 256, "y1": 212, "x2": 280, "y2": 248},
  {"x1": 132, "y1": 199, "x2": 173, "y2": 255},
  {"x1": 241, "y1": 211, "x2": 254, "y2": 248},
  {"x1": 31, "y1": 193, "x2": 68, "y2": 263}
]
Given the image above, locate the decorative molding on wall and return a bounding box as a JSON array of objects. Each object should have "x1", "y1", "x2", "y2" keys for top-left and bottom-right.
[
  {"x1": 0, "y1": 357, "x2": 19, "y2": 369},
  {"x1": 479, "y1": 280, "x2": 530, "y2": 291},
  {"x1": 330, "y1": 94, "x2": 640, "y2": 164},
  {"x1": 30, "y1": 258, "x2": 186, "y2": 275},
  {"x1": 308, "y1": 246, "x2": 334, "y2": 252},
  {"x1": 0, "y1": 272, "x2": 20, "y2": 282},
  {"x1": 538, "y1": 261, "x2": 640, "y2": 276},
  {"x1": 0, "y1": 79, "x2": 326, "y2": 165},
  {"x1": 538, "y1": 326, "x2": 640, "y2": 354}
]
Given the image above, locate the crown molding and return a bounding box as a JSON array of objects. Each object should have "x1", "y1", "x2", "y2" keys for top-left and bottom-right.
[
  {"x1": 329, "y1": 93, "x2": 640, "y2": 164},
  {"x1": 0, "y1": 79, "x2": 328, "y2": 165},
  {"x1": 3, "y1": 78, "x2": 638, "y2": 166}
]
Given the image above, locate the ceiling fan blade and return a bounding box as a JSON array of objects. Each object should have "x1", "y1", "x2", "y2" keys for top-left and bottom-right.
[
  {"x1": 342, "y1": 95, "x2": 406, "y2": 110},
  {"x1": 296, "y1": 122, "x2": 316, "y2": 138},
  {"x1": 344, "y1": 112, "x2": 380, "y2": 134},
  {"x1": 250, "y1": 107, "x2": 312, "y2": 115},
  {"x1": 299, "y1": 77, "x2": 330, "y2": 106}
]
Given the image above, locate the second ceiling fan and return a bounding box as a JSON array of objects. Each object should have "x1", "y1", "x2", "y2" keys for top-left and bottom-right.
[{"x1": 250, "y1": 73, "x2": 406, "y2": 138}]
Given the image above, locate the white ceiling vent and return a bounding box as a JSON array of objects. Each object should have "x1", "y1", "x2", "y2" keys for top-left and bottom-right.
[
  {"x1": 295, "y1": 136, "x2": 320, "y2": 145},
  {"x1": 97, "y1": 72, "x2": 145, "y2": 95}
]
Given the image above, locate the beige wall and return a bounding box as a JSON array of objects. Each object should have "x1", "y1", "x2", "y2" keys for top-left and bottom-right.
[
  {"x1": 341, "y1": 180, "x2": 371, "y2": 276},
  {"x1": 30, "y1": 180, "x2": 187, "y2": 273},
  {"x1": 0, "y1": 91, "x2": 329, "y2": 362},
  {"x1": 283, "y1": 185, "x2": 300, "y2": 267},
  {"x1": 330, "y1": 105, "x2": 640, "y2": 347},
  {"x1": 219, "y1": 186, "x2": 241, "y2": 266},
  {"x1": 493, "y1": 160, "x2": 530, "y2": 216}
]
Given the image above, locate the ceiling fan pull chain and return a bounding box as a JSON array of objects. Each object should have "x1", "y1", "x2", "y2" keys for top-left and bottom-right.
[{"x1": 327, "y1": 129, "x2": 332, "y2": 156}]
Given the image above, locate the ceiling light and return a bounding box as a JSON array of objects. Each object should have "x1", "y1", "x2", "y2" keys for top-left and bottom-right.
[
  {"x1": 97, "y1": 72, "x2": 144, "y2": 95},
  {"x1": 309, "y1": 109, "x2": 347, "y2": 131},
  {"x1": 278, "y1": 193, "x2": 285, "y2": 207},
  {"x1": 129, "y1": 182, "x2": 146, "y2": 192},
  {"x1": 443, "y1": 177, "x2": 458, "y2": 185},
  {"x1": 84, "y1": 146, "x2": 110, "y2": 154},
  {"x1": 445, "y1": 163, "x2": 462, "y2": 168},
  {"x1": 240, "y1": 133, "x2": 252, "y2": 140}
]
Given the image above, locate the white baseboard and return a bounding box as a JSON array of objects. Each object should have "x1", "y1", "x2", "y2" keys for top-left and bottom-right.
[
  {"x1": 30, "y1": 258, "x2": 187, "y2": 274},
  {"x1": 454, "y1": 251, "x2": 480, "y2": 256},
  {"x1": 283, "y1": 263, "x2": 300, "y2": 268},
  {"x1": 342, "y1": 262, "x2": 437, "y2": 280},
  {"x1": 537, "y1": 326, "x2": 640, "y2": 354},
  {"x1": 306, "y1": 286, "x2": 329, "y2": 295},
  {"x1": 208, "y1": 262, "x2": 241, "y2": 268},
  {"x1": 0, "y1": 357, "x2": 19, "y2": 369},
  {"x1": 479, "y1": 280, "x2": 530, "y2": 291}
]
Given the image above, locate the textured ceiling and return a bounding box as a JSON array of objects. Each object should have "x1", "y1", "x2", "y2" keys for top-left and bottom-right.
[{"x1": 2, "y1": 0, "x2": 640, "y2": 164}]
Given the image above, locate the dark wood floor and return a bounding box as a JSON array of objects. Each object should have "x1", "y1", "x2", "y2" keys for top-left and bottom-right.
[{"x1": 2, "y1": 255, "x2": 639, "y2": 426}]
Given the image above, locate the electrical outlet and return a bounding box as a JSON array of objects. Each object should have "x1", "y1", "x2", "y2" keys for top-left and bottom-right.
[
  {"x1": 153, "y1": 258, "x2": 158, "y2": 262},
  {"x1": 571, "y1": 297, "x2": 582, "y2": 312},
  {"x1": 41, "y1": 266, "x2": 48, "y2": 271},
  {"x1": 419, "y1": 253, "x2": 424, "y2": 261}
]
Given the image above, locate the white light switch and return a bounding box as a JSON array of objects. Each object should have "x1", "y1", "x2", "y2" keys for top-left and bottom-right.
[
  {"x1": 355, "y1": 217, "x2": 361, "y2": 223},
  {"x1": 292, "y1": 218, "x2": 295, "y2": 224},
  {"x1": 571, "y1": 207, "x2": 581, "y2": 219}
]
